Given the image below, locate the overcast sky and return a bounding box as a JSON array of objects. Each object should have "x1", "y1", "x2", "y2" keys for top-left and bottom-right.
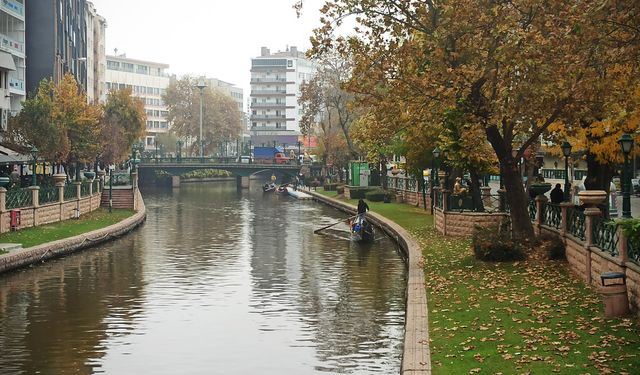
[{"x1": 89, "y1": 0, "x2": 326, "y2": 110}]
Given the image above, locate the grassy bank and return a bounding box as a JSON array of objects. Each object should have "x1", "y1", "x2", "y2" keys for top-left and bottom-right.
[
  {"x1": 316, "y1": 189, "x2": 640, "y2": 374},
  {"x1": 0, "y1": 208, "x2": 135, "y2": 248}
]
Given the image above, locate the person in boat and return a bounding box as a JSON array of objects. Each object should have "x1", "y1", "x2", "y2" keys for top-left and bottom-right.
[{"x1": 357, "y1": 198, "x2": 370, "y2": 224}]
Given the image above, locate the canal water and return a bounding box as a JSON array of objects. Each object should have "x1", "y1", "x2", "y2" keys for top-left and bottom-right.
[{"x1": 0, "y1": 182, "x2": 407, "y2": 374}]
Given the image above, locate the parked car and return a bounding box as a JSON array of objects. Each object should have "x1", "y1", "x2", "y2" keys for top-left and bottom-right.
[{"x1": 632, "y1": 178, "x2": 640, "y2": 195}]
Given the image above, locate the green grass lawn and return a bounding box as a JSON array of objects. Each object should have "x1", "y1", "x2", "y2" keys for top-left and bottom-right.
[
  {"x1": 316, "y1": 188, "x2": 640, "y2": 374},
  {"x1": 0, "y1": 208, "x2": 135, "y2": 248}
]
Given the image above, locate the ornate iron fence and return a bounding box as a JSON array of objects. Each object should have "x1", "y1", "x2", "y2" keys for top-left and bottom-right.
[
  {"x1": 80, "y1": 182, "x2": 91, "y2": 197},
  {"x1": 628, "y1": 239, "x2": 640, "y2": 265},
  {"x1": 435, "y1": 190, "x2": 443, "y2": 209},
  {"x1": 592, "y1": 217, "x2": 619, "y2": 257},
  {"x1": 567, "y1": 207, "x2": 586, "y2": 240},
  {"x1": 6, "y1": 188, "x2": 32, "y2": 209},
  {"x1": 107, "y1": 173, "x2": 131, "y2": 186},
  {"x1": 63, "y1": 184, "x2": 77, "y2": 200},
  {"x1": 528, "y1": 199, "x2": 537, "y2": 221},
  {"x1": 543, "y1": 203, "x2": 562, "y2": 229},
  {"x1": 39, "y1": 186, "x2": 59, "y2": 205},
  {"x1": 387, "y1": 176, "x2": 419, "y2": 192}
]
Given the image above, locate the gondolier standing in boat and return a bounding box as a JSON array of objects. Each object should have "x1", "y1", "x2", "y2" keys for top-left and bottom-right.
[{"x1": 357, "y1": 198, "x2": 369, "y2": 224}]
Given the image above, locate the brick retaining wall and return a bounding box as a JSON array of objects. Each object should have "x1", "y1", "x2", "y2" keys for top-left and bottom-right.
[{"x1": 0, "y1": 190, "x2": 146, "y2": 275}]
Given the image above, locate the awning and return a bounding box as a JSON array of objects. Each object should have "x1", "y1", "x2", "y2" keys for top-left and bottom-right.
[{"x1": 0, "y1": 51, "x2": 16, "y2": 71}]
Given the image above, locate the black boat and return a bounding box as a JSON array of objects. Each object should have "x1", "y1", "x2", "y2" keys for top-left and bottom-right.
[
  {"x1": 350, "y1": 219, "x2": 375, "y2": 243},
  {"x1": 262, "y1": 183, "x2": 276, "y2": 192}
]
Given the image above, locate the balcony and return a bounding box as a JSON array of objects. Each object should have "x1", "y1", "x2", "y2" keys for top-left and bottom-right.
[
  {"x1": 250, "y1": 102, "x2": 287, "y2": 108},
  {"x1": 9, "y1": 77, "x2": 23, "y2": 93},
  {"x1": 1, "y1": 0, "x2": 24, "y2": 18},
  {"x1": 0, "y1": 33, "x2": 23, "y2": 56},
  {"x1": 250, "y1": 90, "x2": 287, "y2": 95},
  {"x1": 250, "y1": 78, "x2": 287, "y2": 84},
  {"x1": 250, "y1": 114, "x2": 286, "y2": 121}
]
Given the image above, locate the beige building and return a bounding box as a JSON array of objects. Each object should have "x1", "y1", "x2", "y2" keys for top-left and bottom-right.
[
  {"x1": 0, "y1": 0, "x2": 25, "y2": 124},
  {"x1": 86, "y1": 2, "x2": 107, "y2": 103},
  {"x1": 105, "y1": 54, "x2": 170, "y2": 149}
]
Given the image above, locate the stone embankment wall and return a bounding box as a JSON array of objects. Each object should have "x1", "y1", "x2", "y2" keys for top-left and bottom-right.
[
  {"x1": 0, "y1": 189, "x2": 146, "y2": 275},
  {"x1": 0, "y1": 186, "x2": 102, "y2": 234},
  {"x1": 305, "y1": 191, "x2": 431, "y2": 375}
]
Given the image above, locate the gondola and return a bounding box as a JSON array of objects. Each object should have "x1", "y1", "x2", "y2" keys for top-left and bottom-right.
[
  {"x1": 275, "y1": 184, "x2": 289, "y2": 194},
  {"x1": 262, "y1": 183, "x2": 276, "y2": 192},
  {"x1": 350, "y1": 219, "x2": 375, "y2": 243}
]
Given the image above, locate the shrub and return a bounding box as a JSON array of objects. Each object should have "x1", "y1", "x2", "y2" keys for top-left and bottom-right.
[
  {"x1": 324, "y1": 183, "x2": 338, "y2": 191},
  {"x1": 366, "y1": 188, "x2": 387, "y2": 202},
  {"x1": 472, "y1": 220, "x2": 525, "y2": 261},
  {"x1": 536, "y1": 232, "x2": 566, "y2": 260},
  {"x1": 348, "y1": 186, "x2": 369, "y2": 199}
]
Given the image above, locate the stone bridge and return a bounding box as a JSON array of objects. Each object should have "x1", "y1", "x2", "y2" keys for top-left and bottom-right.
[{"x1": 138, "y1": 157, "x2": 304, "y2": 188}]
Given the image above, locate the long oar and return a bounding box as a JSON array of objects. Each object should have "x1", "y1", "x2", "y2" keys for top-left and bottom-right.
[{"x1": 314, "y1": 214, "x2": 358, "y2": 234}]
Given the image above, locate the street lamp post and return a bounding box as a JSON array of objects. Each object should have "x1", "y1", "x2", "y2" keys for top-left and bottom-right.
[
  {"x1": 108, "y1": 164, "x2": 114, "y2": 213},
  {"x1": 431, "y1": 147, "x2": 440, "y2": 213},
  {"x1": 297, "y1": 141, "x2": 302, "y2": 164},
  {"x1": 561, "y1": 141, "x2": 572, "y2": 202},
  {"x1": 176, "y1": 140, "x2": 183, "y2": 163},
  {"x1": 619, "y1": 134, "x2": 634, "y2": 218},
  {"x1": 195, "y1": 78, "x2": 207, "y2": 160},
  {"x1": 30, "y1": 146, "x2": 38, "y2": 186}
]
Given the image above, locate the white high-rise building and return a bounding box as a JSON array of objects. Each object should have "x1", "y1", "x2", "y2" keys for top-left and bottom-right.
[
  {"x1": 205, "y1": 77, "x2": 243, "y2": 112},
  {"x1": 105, "y1": 54, "x2": 170, "y2": 149},
  {"x1": 0, "y1": 0, "x2": 25, "y2": 126},
  {"x1": 249, "y1": 46, "x2": 316, "y2": 149},
  {"x1": 86, "y1": 2, "x2": 107, "y2": 103}
]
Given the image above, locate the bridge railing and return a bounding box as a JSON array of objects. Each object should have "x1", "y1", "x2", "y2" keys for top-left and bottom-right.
[{"x1": 140, "y1": 156, "x2": 301, "y2": 166}]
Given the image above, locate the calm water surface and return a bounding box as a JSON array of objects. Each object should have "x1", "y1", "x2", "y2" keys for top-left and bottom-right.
[{"x1": 0, "y1": 183, "x2": 407, "y2": 374}]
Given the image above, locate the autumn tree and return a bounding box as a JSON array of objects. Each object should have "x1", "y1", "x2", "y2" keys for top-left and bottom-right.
[
  {"x1": 8, "y1": 74, "x2": 101, "y2": 175},
  {"x1": 99, "y1": 88, "x2": 146, "y2": 165},
  {"x1": 6, "y1": 79, "x2": 69, "y2": 163},
  {"x1": 299, "y1": 51, "x2": 359, "y2": 163},
  {"x1": 163, "y1": 76, "x2": 243, "y2": 156},
  {"x1": 309, "y1": 0, "x2": 640, "y2": 240}
]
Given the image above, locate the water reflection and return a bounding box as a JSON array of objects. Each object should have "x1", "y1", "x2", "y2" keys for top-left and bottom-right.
[{"x1": 0, "y1": 182, "x2": 406, "y2": 374}]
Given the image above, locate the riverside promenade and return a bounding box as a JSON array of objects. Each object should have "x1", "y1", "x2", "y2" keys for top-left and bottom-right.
[
  {"x1": 305, "y1": 190, "x2": 431, "y2": 374},
  {"x1": 0, "y1": 191, "x2": 146, "y2": 275}
]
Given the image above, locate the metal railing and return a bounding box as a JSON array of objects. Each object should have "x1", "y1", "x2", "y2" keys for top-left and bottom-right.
[
  {"x1": 63, "y1": 184, "x2": 77, "y2": 200},
  {"x1": 6, "y1": 188, "x2": 32, "y2": 209},
  {"x1": 106, "y1": 173, "x2": 132, "y2": 186},
  {"x1": 80, "y1": 182, "x2": 91, "y2": 197},
  {"x1": 387, "y1": 176, "x2": 419, "y2": 192},
  {"x1": 543, "y1": 203, "x2": 562, "y2": 229},
  {"x1": 567, "y1": 207, "x2": 586, "y2": 240},
  {"x1": 592, "y1": 217, "x2": 619, "y2": 257},
  {"x1": 434, "y1": 190, "x2": 443, "y2": 209},
  {"x1": 628, "y1": 239, "x2": 640, "y2": 264},
  {"x1": 528, "y1": 199, "x2": 537, "y2": 221},
  {"x1": 39, "y1": 186, "x2": 59, "y2": 205}
]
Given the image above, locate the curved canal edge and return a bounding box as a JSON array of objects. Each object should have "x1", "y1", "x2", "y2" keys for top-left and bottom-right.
[
  {"x1": 0, "y1": 191, "x2": 147, "y2": 275},
  {"x1": 305, "y1": 191, "x2": 431, "y2": 374}
]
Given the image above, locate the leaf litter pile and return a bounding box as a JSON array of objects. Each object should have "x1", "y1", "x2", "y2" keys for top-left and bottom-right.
[{"x1": 414, "y1": 226, "x2": 640, "y2": 375}]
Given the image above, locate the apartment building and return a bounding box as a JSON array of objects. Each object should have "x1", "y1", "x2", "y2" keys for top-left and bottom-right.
[
  {"x1": 0, "y1": 0, "x2": 25, "y2": 127},
  {"x1": 105, "y1": 54, "x2": 170, "y2": 149},
  {"x1": 249, "y1": 46, "x2": 316, "y2": 151},
  {"x1": 26, "y1": 0, "x2": 89, "y2": 97},
  {"x1": 205, "y1": 77, "x2": 243, "y2": 112},
  {"x1": 85, "y1": 2, "x2": 106, "y2": 103}
]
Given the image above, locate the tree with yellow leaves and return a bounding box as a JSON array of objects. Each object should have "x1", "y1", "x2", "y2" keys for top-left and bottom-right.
[{"x1": 309, "y1": 0, "x2": 640, "y2": 240}]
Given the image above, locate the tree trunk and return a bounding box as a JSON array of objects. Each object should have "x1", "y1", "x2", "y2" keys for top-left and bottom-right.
[
  {"x1": 584, "y1": 152, "x2": 614, "y2": 193},
  {"x1": 485, "y1": 125, "x2": 535, "y2": 240},
  {"x1": 469, "y1": 169, "x2": 484, "y2": 212},
  {"x1": 502, "y1": 158, "x2": 535, "y2": 240}
]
